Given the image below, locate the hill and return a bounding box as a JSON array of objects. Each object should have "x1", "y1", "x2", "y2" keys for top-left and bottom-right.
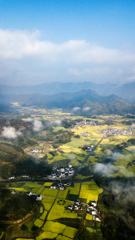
[
  {"x1": 0, "y1": 81, "x2": 135, "y2": 101},
  {"x1": 0, "y1": 143, "x2": 51, "y2": 179},
  {"x1": 15, "y1": 89, "x2": 134, "y2": 115}
]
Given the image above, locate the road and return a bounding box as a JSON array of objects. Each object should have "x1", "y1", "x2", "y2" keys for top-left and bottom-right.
[
  {"x1": 60, "y1": 136, "x2": 104, "y2": 181},
  {"x1": 75, "y1": 137, "x2": 104, "y2": 174}
]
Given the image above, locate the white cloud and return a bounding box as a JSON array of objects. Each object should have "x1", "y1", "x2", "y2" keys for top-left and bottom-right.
[
  {"x1": 117, "y1": 165, "x2": 134, "y2": 177},
  {"x1": 94, "y1": 163, "x2": 114, "y2": 175},
  {"x1": 53, "y1": 120, "x2": 62, "y2": 125},
  {"x1": 0, "y1": 29, "x2": 134, "y2": 63},
  {"x1": 1, "y1": 126, "x2": 22, "y2": 139},
  {"x1": 73, "y1": 107, "x2": 80, "y2": 111},
  {"x1": 0, "y1": 29, "x2": 135, "y2": 85},
  {"x1": 83, "y1": 107, "x2": 90, "y2": 111},
  {"x1": 33, "y1": 120, "x2": 42, "y2": 131}
]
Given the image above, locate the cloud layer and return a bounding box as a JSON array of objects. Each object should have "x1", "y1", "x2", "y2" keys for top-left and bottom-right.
[
  {"x1": 33, "y1": 120, "x2": 43, "y2": 131},
  {"x1": 1, "y1": 126, "x2": 22, "y2": 139},
  {"x1": 0, "y1": 29, "x2": 135, "y2": 85}
]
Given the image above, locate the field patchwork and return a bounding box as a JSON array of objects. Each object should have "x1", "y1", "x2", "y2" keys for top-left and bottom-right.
[
  {"x1": 34, "y1": 219, "x2": 44, "y2": 228},
  {"x1": 63, "y1": 226, "x2": 78, "y2": 238},
  {"x1": 42, "y1": 221, "x2": 66, "y2": 234},
  {"x1": 79, "y1": 181, "x2": 103, "y2": 203},
  {"x1": 36, "y1": 231, "x2": 58, "y2": 240},
  {"x1": 47, "y1": 200, "x2": 77, "y2": 221}
]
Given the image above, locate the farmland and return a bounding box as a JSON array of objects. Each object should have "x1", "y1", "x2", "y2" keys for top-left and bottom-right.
[
  {"x1": 0, "y1": 107, "x2": 135, "y2": 239},
  {"x1": 5, "y1": 180, "x2": 103, "y2": 239}
]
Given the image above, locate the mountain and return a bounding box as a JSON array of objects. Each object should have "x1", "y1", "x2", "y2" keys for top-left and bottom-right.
[
  {"x1": 114, "y1": 82, "x2": 135, "y2": 101},
  {"x1": 0, "y1": 82, "x2": 117, "y2": 96},
  {"x1": 0, "y1": 143, "x2": 51, "y2": 179},
  {"x1": 1, "y1": 81, "x2": 135, "y2": 101},
  {"x1": 10, "y1": 89, "x2": 134, "y2": 115}
]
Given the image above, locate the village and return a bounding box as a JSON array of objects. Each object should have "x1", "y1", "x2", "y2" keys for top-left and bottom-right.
[
  {"x1": 47, "y1": 164, "x2": 75, "y2": 180},
  {"x1": 65, "y1": 199, "x2": 101, "y2": 222},
  {"x1": 99, "y1": 128, "x2": 133, "y2": 136},
  {"x1": 71, "y1": 120, "x2": 97, "y2": 130},
  {"x1": 20, "y1": 190, "x2": 102, "y2": 222},
  {"x1": 49, "y1": 181, "x2": 71, "y2": 190},
  {"x1": 84, "y1": 144, "x2": 94, "y2": 152}
]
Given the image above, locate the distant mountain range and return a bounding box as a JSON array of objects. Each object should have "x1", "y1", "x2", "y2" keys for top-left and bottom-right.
[
  {"x1": 0, "y1": 81, "x2": 135, "y2": 115},
  {"x1": 2, "y1": 89, "x2": 134, "y2": 116},
  {"x1": 0, "y1": 81, "x2": 135, "y2": 101}
]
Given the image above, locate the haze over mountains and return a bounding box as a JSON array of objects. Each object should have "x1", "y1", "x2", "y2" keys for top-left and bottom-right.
[
  {"x1": 0, "y1": 81, "x2": 135, "y2": 116},
  {"x1": 1, "y1": 81, "x2": 135, "y2": 102}
]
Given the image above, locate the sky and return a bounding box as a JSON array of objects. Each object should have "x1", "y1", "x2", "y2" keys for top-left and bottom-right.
[{"x1": 0, "y1": 0, "x2": 135, "y2": 86}]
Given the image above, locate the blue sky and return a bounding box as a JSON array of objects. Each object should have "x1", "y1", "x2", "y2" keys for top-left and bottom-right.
[{"x1": 0, "y1": 0, "x2": 135, "y2": 85}]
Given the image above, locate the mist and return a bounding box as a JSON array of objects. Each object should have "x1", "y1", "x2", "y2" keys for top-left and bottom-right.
[
  {"x1": 33, "y1": 120, "x2": 43, "y2": 131},
  {"x1": 1, "y1": 126, "x2": 22, "y2": 139}
]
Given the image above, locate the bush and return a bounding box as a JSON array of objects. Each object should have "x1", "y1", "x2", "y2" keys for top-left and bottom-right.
[
  {"x1": 74, "y1": 135, "x2": 80, "y2": 138},
  {"x1": 21, "y1": 224, "x2": 28, "y2": 231}
]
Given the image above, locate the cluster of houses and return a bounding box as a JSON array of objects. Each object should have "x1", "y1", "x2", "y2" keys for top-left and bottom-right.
[
  {"x1": 80, "y1": 132, "x2": 90, "y2": 137},
  {"x1": 65, "y1": 199, "x2": 81, "y2": 211},
  {"x1": 50, "y1": 182, "x2": 71, "y2": 191},
  {"x1": 31, "y1": 149, "x2": 39, "y2": 154},
  {"x1": 26, "y1": 191, "x2": 43, "y2": 201},
  {"x1": 87, "y1": 200, "x2": 101, "y2": 222},
  {"x1": 10, "y1": 190, "x2": 43, "y2": 201},
  {"x1": 99, "y1": 128, "x2": 133, "y2": 136},
  {"x1": 71, "y1": 120, "x2": 97, "y2": 130},
  {"x1": 9, "y1": 176, "x2": 15, "y2": 180},
  {"x1": 9, "y1": 175, "x2": 29, "y2": 180},
  {"x1": 65, "y1": 200, "x2": 101, "y2": 222},
  {"x1": 84, "y1": 145, "x2": 94, "y2": 152},
  {"x1": 47, "y1": 164, "x2": 75, "y2": 180}
]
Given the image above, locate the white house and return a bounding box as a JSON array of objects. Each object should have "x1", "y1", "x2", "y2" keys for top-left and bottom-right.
[
  {"x1": 26, "y1": 191, "x2": 32, "y2": 196},
  {"x1": 31, "y1": 149, "x2": 39, "y2": 153},
  {"x1": 93, "y1": 216, "x2": 101, "y2": 222},
  {"x1": 9, "y1": 176, "x2": 15, "y2": 180},
  {"x1": 36, "y1": 195, "x2": 43, "y2": 201},
  {"x1": 91, "y1": 200, "x2": 97, "y2": 207},
  {"x1": 91, "y1": 210, "x2": 97, "y2": 215}
]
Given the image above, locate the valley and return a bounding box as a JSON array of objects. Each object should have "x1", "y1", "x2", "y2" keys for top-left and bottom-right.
[{"x1": 0, "y1": 106, "x2": 135, "y2": 239}]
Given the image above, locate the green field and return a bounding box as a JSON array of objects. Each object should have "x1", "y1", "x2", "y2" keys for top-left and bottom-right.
[
  {"x1": 25, "y1": 182, "x2": 42, "y2": 188},
  {"x1": 16, "y1": 239, "x2": 34, "y2": 240},
  {"x1": 41, "y1": 188, "x2": 58, "y2": 197},
  {"x1": 86, "y1": 214, "x2": 93, "y2": 220},
  {"x1": 8, "y1": 187, "x2": 27, "y2": 192},
  {"x1": 57, "y1": 236, "x2": 71, "y2": 240},
  {"x1": 31, "y1": 187, "x2": 41, "y2": 193},
  {"x1": 63, "y1": 226, "x2": 78, "y2": 238},
  {"x1": 57, "y1": 189, "x2": 69, "y2": 199},
  {"x1": 36, "y1": 231, "x2": 58, "y2": 240},
  {"x1": 42, "y1": 196, "x2": 55, "y2": 211},
  {"x1": 36, "y1": 186, "x2": 45, "y2": 194},
  {"x1": 79, "y1": 181, "x2": 103, "y2": 203},
  {"x1": 39, "y1": 210, "x2": 47, "y2": 220},
  {"x1": 34, "y1": 219, "x2": 44, "y2": 228},
  {"x1": 44, "y1": 182, "x2": 53, "y2": 186},
  {"x1": 42, "y1": 221, "x2": 66, "y2": 234},
  {"x1": 47, "y1": 200, "x2": 77, "y2": 221}
]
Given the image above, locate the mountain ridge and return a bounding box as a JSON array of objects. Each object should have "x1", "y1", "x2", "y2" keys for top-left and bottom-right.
[
  {"x1": 0, "y1": 81, "x2": 135, "y2": 101},
  {"x1": 5, "y1": 89, "x2": 134, "y2": 116}
]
